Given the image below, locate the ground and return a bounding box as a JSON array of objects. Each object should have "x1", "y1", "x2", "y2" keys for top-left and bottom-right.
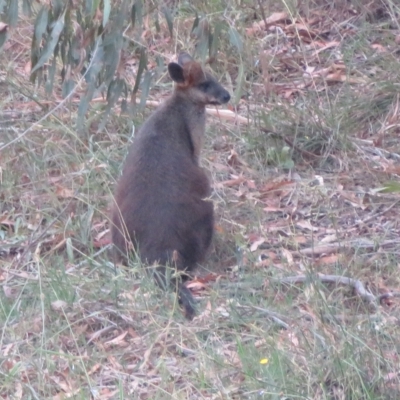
[{"x1": 1, "y1": 1, "x2": 400, "y2": 399}]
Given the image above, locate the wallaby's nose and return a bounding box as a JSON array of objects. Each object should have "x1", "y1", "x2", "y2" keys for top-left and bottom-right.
[{"x1": 221, "y1": 91, "x2": 230, "y2": 104}]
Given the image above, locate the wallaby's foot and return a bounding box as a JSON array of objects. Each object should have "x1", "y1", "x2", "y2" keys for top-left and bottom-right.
[{"x1": 178, "y1": 284, "x2": 197, "y2": 320}]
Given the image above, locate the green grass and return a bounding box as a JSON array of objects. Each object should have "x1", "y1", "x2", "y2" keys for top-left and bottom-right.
[{"x1": 1, "y1": 0, "x2": 400, "y2": 398}]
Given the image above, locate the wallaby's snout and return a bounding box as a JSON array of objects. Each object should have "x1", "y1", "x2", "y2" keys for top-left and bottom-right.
[
  {"x1": 202, "y1": 76, "x2": 231, "y2": 105},
  {"x1": 168, "y1": 52, "x2": 230, "y2": 106}
]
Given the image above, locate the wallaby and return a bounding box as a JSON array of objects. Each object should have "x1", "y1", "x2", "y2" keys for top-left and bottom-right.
[{"x1": 111, "y1": 52, "x2": 230, "y2": 319}]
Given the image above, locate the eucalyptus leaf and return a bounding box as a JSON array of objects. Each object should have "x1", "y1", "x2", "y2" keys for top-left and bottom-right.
[
  {"x1": 162, "y1": 6, "x2": 174, "y2": 38},
  {"x1": 139, "y1": 71, "x2": 152, "y2": 111},
  {"x1": 233, "y1": 62, "x2": 244, "y2": 105},
  {"x1": 132, "y1": 47, "x2": 147, "y2": 95},
  {"x1": 98, "y1": 78, "x2": 126, "y2": 132},
  {"x1": 22, "y1": 0, "x2": 32, "y2": 16},
  {"x1": 228, "y1": 26, "x2": 243, "y2": 53},
  {"x1": 33, "y1": 6, "x2": 49, "y2": 48},
  {"x1": 7, "y1": 0, "x2": 18, "y2": 27},
  {"x1": 31, "y1": 7, "x2": 67, "y2": 74},
  {"x1": 45, "y1": 56, "x2": 57, "y2": 94},
  {"x1": 191, "y1": 13, "x2": 199, "y2": 34},
  {"x1": 91, "y1": 0, "x2": 100, "y2": 17},
  {"x1": 62, "y1": 78, "x2": 76, "y2": 98},
  {"x1": 131, "y1": 0, "x2": 143, "y2": 29},
  {"x1": 66, "y1": 238, "x2": 74, "y2": 263},
  {"x1": 210, "y1": 22, "x2": 223, "y2": 59},
  {"x1": 103, "y1": 0, "x2": 111, "y2": 27}
]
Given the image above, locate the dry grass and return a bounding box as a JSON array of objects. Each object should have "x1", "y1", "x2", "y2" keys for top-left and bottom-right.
[{"x1": 1, "y1": 0, "x2": 400, "y2": 399}]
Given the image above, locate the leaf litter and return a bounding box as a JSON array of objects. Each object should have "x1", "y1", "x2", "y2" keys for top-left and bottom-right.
[{"x1": 2, "y1": 1, "x2": 400, "y2": 398}]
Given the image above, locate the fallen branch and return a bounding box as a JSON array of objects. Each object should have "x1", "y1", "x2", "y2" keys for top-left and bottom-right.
[
  {"x1": 290, "y1": 238, "x2": 400, "y2": 257},
  {"x1": 378, "y1": 292, "x2": 400, "y2": 303},
  {"x1": 141, "y1": 100, "x2": 250, "y2": 124},
  {"x1": 278, "y1": 274, "x2": 377, "y2": 306}
]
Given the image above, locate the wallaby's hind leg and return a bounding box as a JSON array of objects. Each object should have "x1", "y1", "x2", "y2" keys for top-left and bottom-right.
[{"x1": 144, "y1": 249, "x2": 197, "y2": 319}]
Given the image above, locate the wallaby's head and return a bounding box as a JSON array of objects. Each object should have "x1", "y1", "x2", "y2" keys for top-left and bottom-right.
[{"x1": 168, "y1": 53, "x2": 230, "y2": 106}]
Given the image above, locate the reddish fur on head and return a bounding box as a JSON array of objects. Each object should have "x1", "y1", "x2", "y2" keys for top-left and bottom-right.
[{"x1": 180, "y1": 62, "x2": 205, "y2": 87}]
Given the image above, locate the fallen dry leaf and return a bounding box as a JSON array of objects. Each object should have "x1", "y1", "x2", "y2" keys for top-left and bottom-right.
[
  {"x1": 51, "y1": 300, "x2": 68, "y2": 311},
  {"x1": 250, "y1": 238, "x2": 265, "y2": 252},
  {"x1": 104, "y1": 331, "x2": 129, "y2": 347},
  {"x1": 246, "y1": 11, "x2": 288, "y2": 35},
  {"x1": 55, "y1": 185, "x2": 75, "y2": 199}
]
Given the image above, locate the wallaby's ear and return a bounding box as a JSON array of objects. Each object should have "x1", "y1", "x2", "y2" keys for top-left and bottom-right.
[
  {"x1": 168, "y1": 62, "x2": 185, "y2": 83},
  {"x1": 178, "y1": 52, "x2": 193, "y2": 66}
]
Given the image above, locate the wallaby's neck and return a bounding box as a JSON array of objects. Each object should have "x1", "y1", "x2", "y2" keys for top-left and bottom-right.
[{"x1": 167, "y1": 91, "x2": 207, "y2": 164}]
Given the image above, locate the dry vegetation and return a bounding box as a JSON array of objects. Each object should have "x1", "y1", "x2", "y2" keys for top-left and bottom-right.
[{"x1": 1, "y1": 0, "x2": 400, "y2": 398}]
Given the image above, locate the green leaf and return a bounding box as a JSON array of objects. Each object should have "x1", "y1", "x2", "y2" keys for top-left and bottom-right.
[
  {"x1": 52, "y1": 0, "x2": 64, "y2": 19},
  {"x1": 193, "y1": 18, "x2": 210, "y2": 61},
  {"x1": 31, "y1": 6, "x2": 67, "y2": 74},
  {"x1": 85, "y1": 0, "x2": 92, "y2": 16},
  {"x1": 131, "y1": 0, "x2": 142, "y2": 29},
  {"x1": 210, "y1": 21, "x2": 223, "y2": 59},
  {"x1": 22, "y1": 0, "x2": 32, "y2": 16},
  {"x1": 7, "y1": 0, "x2": 18, "y2": 27},
  {"x1": 377, "y1": 182, "x2": 400, "y2": 193},
  {"x1": 191, "y1": 13, "x2": 199, "y2": 34},
  {"x1": 98, "y1": 78, "x2": 126, "y2": 132},
  {"x1": 115, "y1": 0, "x2": 130, "y2": 29},
  {"x1": 91, "y1": 0, "x2": 100, "y2": 17},
  {"x1": 45, "y1": 55, "x2": 57, "y2": 94},
  {"x1": 62, "y1": 78, "x2": 76, "y2": 98},
  {"x1": 139, "y1": 70, "x2": 152, "y2": 111},
  {"x1": 77, "y1": 38, "x2": 104, "y2": 131},
  {"x1": 85, "y1": 38, "x2": 104, "y2": 83},
  {"x1": 103, "y1": 0, "x2": 111, "y2": 27},
  {"x1": 154, "y1": 12, "x2": 160, "y2": 33},
  {"x1": 233, "y1": 62, "x2": 244, "y2": 105},
  {"x1": 162, "y1": 6, "x2": 174, "y2": 38},
  {"x1": 103, "y1": 31, "x2": 122, "y2": 83},
  {"x1": 132, "y1": 47, "x2": 147, "y2": 95},
  {"x1": 228, "y1": 26, "x2": 243, "y2": 53},
  {"x1": 33, "y1": 6, "x2": 49, "y2": 48},
  {"x1": 66, "y1": 238, "x2": 74, "y2": 263},
  {"x1": 77, "y1": 85, "x2": 95, "y2": 132}
]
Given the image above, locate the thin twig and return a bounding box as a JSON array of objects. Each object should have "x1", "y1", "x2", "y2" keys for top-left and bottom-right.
[
  {"x1": 350, "y1": 200, "x2": 400, "y2": 228},
  {"x1": 278, "y1": 274, "x2": 377, "y2": 306},
  {"x1": 378, "y1": 292, "x2": 400, "y2": 303},
  {"x1": 250, "y1": 305, "x2": 289, "y2": 329},
  {"x1": 291, "y1": 238, "x2": 400, "y2": 257}
]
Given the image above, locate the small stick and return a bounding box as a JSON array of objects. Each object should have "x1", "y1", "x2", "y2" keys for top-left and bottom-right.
[{"x1": 278, "y1": 274, "x2": 377, "y2": 306}]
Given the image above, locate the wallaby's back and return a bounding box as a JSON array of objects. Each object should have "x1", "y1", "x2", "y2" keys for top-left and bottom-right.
[{"x1": 111, "y1": 53, "x2": 230, "y2": 319}]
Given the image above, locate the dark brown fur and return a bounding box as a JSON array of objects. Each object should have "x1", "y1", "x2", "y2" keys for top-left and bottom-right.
[{"x1": 111, "y1": 53, "x2": 230, "y2": 319}]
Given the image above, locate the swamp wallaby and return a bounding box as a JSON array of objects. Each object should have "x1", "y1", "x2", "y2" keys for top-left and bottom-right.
[{"x1": 111, "y1": 52, "x2": 230, "y2": 319}]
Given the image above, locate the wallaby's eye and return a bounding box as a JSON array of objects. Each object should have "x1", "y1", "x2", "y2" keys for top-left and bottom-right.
[{"x1": 198, "y1": 82, "x2": 211, "y2": 91}]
